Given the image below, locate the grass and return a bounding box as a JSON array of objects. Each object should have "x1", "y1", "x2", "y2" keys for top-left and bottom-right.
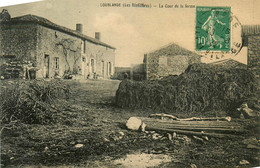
[
  {"x1": 0, "y1": 79, "x2": 152, "y2": 166},
  {"x1": 0, "y1": 79, "x2": 71, "y2": 125},
  {"x1": 1, "y1": 79, "x2": 259, "y2": 167}
]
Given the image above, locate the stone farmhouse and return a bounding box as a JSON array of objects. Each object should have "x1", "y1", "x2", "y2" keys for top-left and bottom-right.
[{"x1": 0, "y1": 9, "x2": 116, "y2": 79}]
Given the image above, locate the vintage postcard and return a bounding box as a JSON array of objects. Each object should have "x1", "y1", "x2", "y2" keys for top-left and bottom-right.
[{"x1": 0, "y1": 0, "x2": 259, "y2": 167}]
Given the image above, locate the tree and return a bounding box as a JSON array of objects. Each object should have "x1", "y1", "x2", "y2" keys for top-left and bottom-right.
[{"x1": 56, "y1": 39, "x2": 81, "y2": 75}]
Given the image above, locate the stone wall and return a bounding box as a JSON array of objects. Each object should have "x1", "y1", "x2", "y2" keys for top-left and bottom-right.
[
  {"x1": 0, "y1": 22, "x2": 38, "y2": 63},
  {"x1": 145, "y1": 53, "x2": 200, "y2": 79},
  {"x1": 248, "y1": 35, "x2": 260, "y2": 76},
  {"x1": 36, "y1": 24, "x2": 82, "y2": 78},
  {"x1": 84, "y1": 41, "x2": 115, "y2": 79},
  {"x1": 0, "y1": 22, "x2": 115, "y2": 79},
  {"x1": 158, "y1": 55, "x2": 190, "y2": 76},
  {"x1": 144, "y1": 52, "x2": 159, "y2": 79},
  {"x1": 144, "y1": 43, "x2": 201, "y2": 80}
]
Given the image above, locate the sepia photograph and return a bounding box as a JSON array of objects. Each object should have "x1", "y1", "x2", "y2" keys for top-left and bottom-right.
[{"x1": 0, "y1": 0, "x2": 259, "y2": 167}]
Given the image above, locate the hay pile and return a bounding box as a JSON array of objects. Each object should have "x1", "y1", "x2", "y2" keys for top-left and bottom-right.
[
  {"x1": 0, "y1": 79, "x2": 71, "y2": 124},
  {"x1": 115, "y1": 63, "x2": 258, "y2": 115}
]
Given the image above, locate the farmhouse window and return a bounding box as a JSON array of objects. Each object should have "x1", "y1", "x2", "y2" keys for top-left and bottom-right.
[
  {"x1": 108, "y1": 62, "x2": 112, "y2": 75},
  {"x1": 101, "y1": 61, "x2": 105, "y2": 76},
  {"x1": 54, "y1": 57, "x2": 59, "y2": 69},
  {"x1": 159, "y1": 56, "x2": 167, "y2": 65},
  {"x1": 91, "y1": 59, "x2": 95, "y2": 73}
]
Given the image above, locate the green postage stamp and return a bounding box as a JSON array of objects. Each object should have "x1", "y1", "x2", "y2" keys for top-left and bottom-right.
[{"x1": 196, "y1": 6, "x2": 231, "y2": 51}]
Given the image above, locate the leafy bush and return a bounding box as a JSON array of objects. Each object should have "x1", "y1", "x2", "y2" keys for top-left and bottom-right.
[{"x1": 0, "y1": 79, "x2": 71, "y2": 124}]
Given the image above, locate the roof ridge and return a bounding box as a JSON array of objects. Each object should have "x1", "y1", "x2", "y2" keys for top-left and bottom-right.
[
  {"x1": 9, "y1": 14, "x2": 116, "y2": 49},
  {"x1": 209, "y1": 58, "x2": 246, "y2": 65},
  {"x1": 146, "y1": 42, "x2": 200, "y2": 56},
  {"x1": 242, "y1": 25, "x2": 260, "y2": 36}
]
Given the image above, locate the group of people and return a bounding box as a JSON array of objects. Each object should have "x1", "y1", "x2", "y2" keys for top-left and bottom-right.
[{"x1": 87, "y1": 72, "x2": 98, "y2": 79}]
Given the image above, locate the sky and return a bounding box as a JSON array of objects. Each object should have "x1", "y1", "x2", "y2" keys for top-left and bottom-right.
[{"x1": 1, "y1": 0, "x2": 260, "y2": 66}]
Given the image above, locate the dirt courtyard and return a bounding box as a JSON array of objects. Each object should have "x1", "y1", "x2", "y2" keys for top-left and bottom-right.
[{"x1": 1, "y1": 79, "x2": 259, "y2": 168}]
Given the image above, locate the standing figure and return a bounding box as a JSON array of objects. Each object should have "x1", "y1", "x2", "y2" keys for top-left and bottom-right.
[
  {"x1": 123, "y1": 72, "x2": 128, "y2": 79},
  {"x1": 202, "y1": 10, "x2": 226, "y2": 48}
]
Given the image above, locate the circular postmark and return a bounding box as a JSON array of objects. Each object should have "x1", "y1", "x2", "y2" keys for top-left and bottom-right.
[{"x1": 196, "y1": 7, "x2": 242, "y2": 61}]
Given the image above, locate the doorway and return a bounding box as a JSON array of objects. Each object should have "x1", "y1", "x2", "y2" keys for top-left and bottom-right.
[
  {"x1": 101, "y1": 61, "x2": 104, "y2": 76},
  {"x1": 44, "y1": 54, "x2": 50, "y2": 78},
  {"x1": 91, "y1": 59, "x2": 95, "y2": 73}
]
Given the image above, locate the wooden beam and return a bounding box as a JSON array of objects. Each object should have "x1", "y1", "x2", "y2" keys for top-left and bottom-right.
[{"x1": 126, "y1": 117, "x2": 245, "y2": 138}]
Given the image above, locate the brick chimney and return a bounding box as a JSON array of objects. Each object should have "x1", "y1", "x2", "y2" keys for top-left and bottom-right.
[
  {"x1": 76, "y1": 24, "x2": 83, "y2": 33},
  {"x1": 95, "y1": 32, "x2": 100, "y2": 40}
]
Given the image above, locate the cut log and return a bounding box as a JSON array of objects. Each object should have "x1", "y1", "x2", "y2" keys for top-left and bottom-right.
[
  {"x1": 138, "y1": 117, "x2": 240, "y2": 127},
  {"x1": 146, "y1": 125, "x2": 246, "y2": 134},
  {"x1": 126, "y1": 116, "x2": 245, "y2": 137},
  {"x1": 146, "y1": 124, "x2": 245, "y2": 133},
  {"x1": 126, "y1": 117, "x2": 142, "y2": 130},
  {"x1": 145, "y1": 127, "x2": 238, "y2": 138}
]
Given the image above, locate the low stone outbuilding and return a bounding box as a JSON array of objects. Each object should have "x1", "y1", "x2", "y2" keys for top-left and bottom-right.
[{"x1": 143, "y1": 43, "x2": 201, "y2": 80}]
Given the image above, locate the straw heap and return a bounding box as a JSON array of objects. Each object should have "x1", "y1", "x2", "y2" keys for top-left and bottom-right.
[{"x1": 115, "y1": 63, "x2": 258, "y2": 115}]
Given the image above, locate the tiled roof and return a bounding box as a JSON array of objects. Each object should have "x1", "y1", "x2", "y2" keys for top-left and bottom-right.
[
  {"x1": 3, "y1": 14, "x2": 116, "y2": 49},
  {"x1": 147, "y1": 43, "x2": 201, "y2": 57},
  {"x1": 242, "y1": 25, "x2": 260, "y2": 36},
  {"x1": 209, "y1": 59, "x2": 247, "y2": 68}
]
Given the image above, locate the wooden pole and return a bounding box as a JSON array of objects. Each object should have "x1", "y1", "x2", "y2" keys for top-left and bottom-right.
[{"x1": 126, "y1": 117, "x2": 245, "y2": 138}]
